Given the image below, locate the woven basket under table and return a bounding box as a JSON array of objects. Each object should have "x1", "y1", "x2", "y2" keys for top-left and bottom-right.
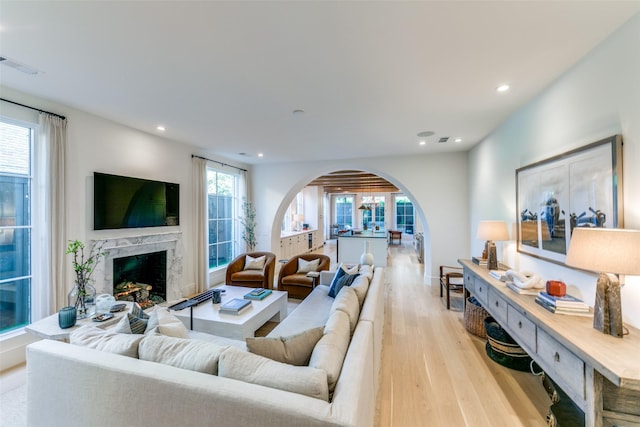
[{"x1": 464, "y1": 297, "x2": 489, "y2": 339}]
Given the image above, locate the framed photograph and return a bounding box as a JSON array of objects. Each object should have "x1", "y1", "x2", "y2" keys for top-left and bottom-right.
[{"x1": 516, "y1": 135, "x2": 623, "y2": 265}]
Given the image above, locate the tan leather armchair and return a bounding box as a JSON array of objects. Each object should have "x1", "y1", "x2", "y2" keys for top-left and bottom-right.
[
  {"x1": 225, "y1": 252, "x2": 276, "y2": 289},
  {"x1": 277, "y1": 254, "x2": 330, "y2": 299}
]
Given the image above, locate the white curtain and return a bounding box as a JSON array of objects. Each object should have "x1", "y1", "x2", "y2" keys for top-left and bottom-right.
[
  {"x1": 192, "y1": 157, "x2": 209, "y2": 293},
  {"x1": 37, "y1": 113, "x2": 67, "y2": 317},
  {"x1": 237, "y1": 170, "x2": 248, "y2": 253}
]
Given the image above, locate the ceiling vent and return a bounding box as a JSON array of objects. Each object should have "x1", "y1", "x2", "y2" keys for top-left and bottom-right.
[
  {"x1": 438, "y1": 137, "x2": 449, "y2": 143},
  {"x1": 0, "y1": 56, "x2": 39, "y2": 75}
]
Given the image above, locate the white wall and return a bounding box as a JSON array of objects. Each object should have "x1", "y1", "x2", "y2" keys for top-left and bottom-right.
[
  {"x1": 468, "y1": 13, "x2": 640, "y2": 328},
  {"x1": 251, "y1": 152, "x2": 469, "y2": 282},
  {"x1": 0, "y1": 86, "x2": 250, "y2": 298}
]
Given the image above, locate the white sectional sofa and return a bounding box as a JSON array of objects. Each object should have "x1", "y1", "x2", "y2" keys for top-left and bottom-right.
[{"x1": 26, "y1": 266, "x2": 384, "y2": 427}]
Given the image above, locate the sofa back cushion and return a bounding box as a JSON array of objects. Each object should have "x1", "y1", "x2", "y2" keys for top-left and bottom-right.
[
  {"x1": 308, "y1": 309, "x2": 351, "y2": 393},
  {"x1": 70, "y1": 325, "x2": 144, "y2": 358},
  {"x1": 349, "y1": 274, "x2": 370, "y2": 307},
  {"x1": 218, "y1": 346, "x2": 329, "y2": 401},
  {"x1": 330, "y1": 286, "x2": 360, "y2": 334},
  {"x1": 246, "y1": 326, "x2": 323, "y2": 366},
  {"x1": 138, "y1": 334, "x2": 227, "y2": 375}
]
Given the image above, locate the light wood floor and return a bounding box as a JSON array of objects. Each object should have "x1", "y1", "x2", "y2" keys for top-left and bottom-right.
[
  {"x1": 373, "y1": 239, "x2": 550, "y2": 427},
  {"x1": 1, "y1": 238, "x2": 551, "y2": 426}
]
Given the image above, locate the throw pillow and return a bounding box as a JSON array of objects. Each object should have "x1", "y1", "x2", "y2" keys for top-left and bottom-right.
[
  {"x1": 330, "y1": 286, "x2": 360, "y2": 334},
  {"x1": 246, "y1": 326, "x2": 324, "y2": 366},
  {"x1": 113, "y1": 312, "x2": 149, "y2": 335},
  {"x1": 218, "y1": 346, "x2": 329, "y2": 401},
  {"x1": 138, "y1": 334, "x2": 228, "y2": 375},
  {"x1": 329, "y1": 271, "x2": 359, "y2": 298},
  {"x1": 328, "y1": 263, "x2": 360, "y2": 298},
  {"x1": 146, "y1": 307, "x2": 189, "y2": 339},
  {"x1": 308, "y1": 310, "x2": 351, "y2": 393},
  {"x1": 244, "y1": 254, "x2": 266, "y2": 270},
  {"x1": 70, "y1": 325, "x2": 144, "y2": 358},
  {"x1": 130, "y1": 302, "x2": 150, "y2": 320},
  {"x1": 296, "y1": 258, "x2": 320, "y2": 274}
]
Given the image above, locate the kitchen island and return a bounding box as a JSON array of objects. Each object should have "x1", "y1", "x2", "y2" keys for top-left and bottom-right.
[{"x1": 337, "y1": 231, "x2": 388, "y2": 267}]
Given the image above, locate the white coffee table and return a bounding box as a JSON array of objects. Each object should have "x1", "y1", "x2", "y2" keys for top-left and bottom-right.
[{"x1": 172, "y1": 285, "x2": 288, "y2": 340}]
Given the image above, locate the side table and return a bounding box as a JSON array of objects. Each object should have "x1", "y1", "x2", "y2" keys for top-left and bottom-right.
[
  {"x1": 25, "y1": 302, "x2": 131, "y2": 341},
  {"x1": 306, "y1": 271, "x2": 320, "y2": 288}
]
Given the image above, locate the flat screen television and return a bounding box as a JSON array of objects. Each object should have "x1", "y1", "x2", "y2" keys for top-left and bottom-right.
[{"x1": 93, "y1": 172, "x2": 179, "y2": 230}]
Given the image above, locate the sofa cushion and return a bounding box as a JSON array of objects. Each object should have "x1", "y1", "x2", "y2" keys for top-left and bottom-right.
[
  {"x1": 296, "y1": 258, "x2": 320, "y2": 273},
  {"x1": 113, "y1": 312, "x2": 149, "y2": 334},
  {"x1": 246, "y1": 326, "x2": 324, "y2": 366},
  {"x1": 244, "y1": 254, "x2": 266, "y2": 270},
  {"x1": 70, "y1": 325, "x2": 144, "y2": 358},
  {"x1": 308, "y1": 309, "x2": 351, "y2": 392},
  {"x1": 330, "y1": 286, "x2": 360, "y2": 334},
  {"x1": 138, "y1": 334, "x2": 227, "y2": 375},
  {"x1": 231, "y1": 269, "x2": 265, "y2": 282},
  {"x1": 146, "y1": 307, "x2": 189, "y2": 338},
  {"x1": 349, "y1": 274, "x2": 370, "y2": 307},
  {"x1": 218, "y1": 346, "x2": 329, "y2": 401},
  {"x1": 281, "y1": 273, "x2": 313, "y2": 287}
]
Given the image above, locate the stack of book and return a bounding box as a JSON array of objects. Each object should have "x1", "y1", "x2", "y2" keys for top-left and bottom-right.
[
  {"x1": 472, "y1": 256, "x2": 487, "y2": 267},
  {"x1": 243, "y1": 288, "x2": 272, "y2": 300},
  {"x1": 489, "y1": 270, "x2": 508, "y2": 281},
  {"x1": 505, "y1": 281, "x2": 539, "y2": 295},
  {"x1": 219, "y1": 298, "x2": 251, "y2": 315},
  {"x1": 535, "y1": 291, "x2": 591, "y2": 316}
]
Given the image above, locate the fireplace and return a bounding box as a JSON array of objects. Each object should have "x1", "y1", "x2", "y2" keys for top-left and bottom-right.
[
  {"x1": 113, "y1": 250, "x2": 167, "y2": 307},
  {"x1": 92, "y1": 232, "x2": 184, "y2": 303}
]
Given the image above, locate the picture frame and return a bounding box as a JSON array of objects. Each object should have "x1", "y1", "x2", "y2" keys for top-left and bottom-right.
[{"x1": 516, "y1": 135, "x2": 623, "y2": 265}]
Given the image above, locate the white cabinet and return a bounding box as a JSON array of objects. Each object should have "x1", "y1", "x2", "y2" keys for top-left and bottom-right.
[{"x1": 279, "y1": 230, "x2": 320, "y2": 260}]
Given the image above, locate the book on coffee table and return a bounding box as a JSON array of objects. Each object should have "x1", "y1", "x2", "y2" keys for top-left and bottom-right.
[
  {"x1": 244, "y1": 289, "x2": 272, "y2": 300},
  {"x1": 219, "y1": 298, "x2": 251, "y2": 314}
]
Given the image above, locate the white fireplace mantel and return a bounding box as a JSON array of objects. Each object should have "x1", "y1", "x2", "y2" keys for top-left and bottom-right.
[{"x1": 92, "y1": 231, "x2": 184, "y2": 301}]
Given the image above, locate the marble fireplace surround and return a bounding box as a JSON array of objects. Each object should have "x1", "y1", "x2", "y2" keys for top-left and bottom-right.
[{"x1": 92, "y1": 231, "x2": 184, "y2": 302}]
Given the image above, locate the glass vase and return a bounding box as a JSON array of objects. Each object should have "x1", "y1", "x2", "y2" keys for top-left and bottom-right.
[{"x1": 68, "y1": 282, "x2": 97, "y2": 319}]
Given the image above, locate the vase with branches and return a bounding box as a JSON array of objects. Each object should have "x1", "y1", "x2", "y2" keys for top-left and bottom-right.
[
  {"x1": 240, "y1": 198, "x2": 257, "y2": 251},
  {"x1": 67, "y1": 240, "x2": 104, "y2": 319}
]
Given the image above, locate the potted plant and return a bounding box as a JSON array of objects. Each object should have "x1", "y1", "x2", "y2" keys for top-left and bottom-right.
[
  {"x1": 240, "y1": 198, "x2": 257, "y2": 251},
  {"x1": 66, "y1": 240, "x2": 104, "y2": 319}
]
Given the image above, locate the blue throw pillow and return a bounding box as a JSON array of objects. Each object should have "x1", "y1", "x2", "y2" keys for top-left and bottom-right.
[
  {"x1": 328, "y1": 268, "x2": 347, "y2": 298},
  {"x1": 329, "y1": 272, "x2": 359, "y2": 298}
]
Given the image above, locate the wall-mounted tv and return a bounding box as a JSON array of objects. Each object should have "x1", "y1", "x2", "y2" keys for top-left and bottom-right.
[{"x1": 94, "y1": 172, "x2": 179, "y2": 230}]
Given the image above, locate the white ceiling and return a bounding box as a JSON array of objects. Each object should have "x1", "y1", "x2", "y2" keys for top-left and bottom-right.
[{"x1": 1, "y1": 1, "x2": 639, "y2": 165}]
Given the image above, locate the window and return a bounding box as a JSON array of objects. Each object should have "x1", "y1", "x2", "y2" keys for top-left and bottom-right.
[
  {"x1": 395, "y1": 195, "x2": 414, "y2": 234},
  {"x1": 334, "y1": 196, "x2": 353, "y2": 227},
  {"x1": 207, "y1": 169, "x2": 238, "y2": 269},
  {"x1": 362, "y1": 196, "x2": 385, "y2": 228},
  {"x1": 0, "y1": 120, "x2": 34, "y2": 334}
]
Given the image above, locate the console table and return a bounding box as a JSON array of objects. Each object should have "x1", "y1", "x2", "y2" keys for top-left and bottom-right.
[{"x1": 459, "y1": 259, "x2": 640, "y2": 427}]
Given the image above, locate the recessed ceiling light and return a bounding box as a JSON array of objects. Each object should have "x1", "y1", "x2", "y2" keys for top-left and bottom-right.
[
  {"x1": 258, "y1": 153, "x2": 264, "y2": 157},
  {"x1": 156, "y1": 126, "x2": 165, "y2": 131},
  {"x1": 454, "y1": 138, "x2": 462, "y2": 143},
  {"x1": 496, "y1": 84, "x2": 510, "y2": 92},
  {"x1": 292, "y1": 109, "x2": 305, "y2": 115},
  {"x1": 419, "y1": 141, "x2": 426, "y2": 146},
  {"x1": 417, "y1": 131, "x2": 435, "y2": 138}
]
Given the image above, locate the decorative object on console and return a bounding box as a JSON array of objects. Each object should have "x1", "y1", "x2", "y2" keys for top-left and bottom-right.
[
  {"x1": 95, "y1": 294, "x2": 116, "y2": 314},
  {"x1": 58, "y1": 306, "x2": 77, "y2": 329},
  {"x1": 66, "y1": 240, "x2": 104, "y2": 319},
  {"x1": 545, "y1": 280, "x2": 567, "y2": 297},
  {"x1": 566, "y1": 228, "x2": 640, "y2": 338},
  {"x1": 477, "y1": 221, "x2": 510, "y2": 270}
]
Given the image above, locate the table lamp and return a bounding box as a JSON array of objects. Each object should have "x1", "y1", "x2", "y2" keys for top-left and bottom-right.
[
  {"x1": 565, "y1": 228, "x2": 640, "y2": 338},
  {"x1": 294, "y1": 214, "x2": 304, "y2": 231},
  {"x1": 477, "y1": 220, "x2": 510, "y2": 270}
]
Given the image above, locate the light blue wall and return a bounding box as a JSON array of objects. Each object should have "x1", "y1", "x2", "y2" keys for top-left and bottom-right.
[{"x1": 469, "y1": 13, "x2": 640, "y2": 327}]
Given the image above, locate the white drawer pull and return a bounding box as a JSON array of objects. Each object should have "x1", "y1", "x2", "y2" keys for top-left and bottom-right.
[{"x1": 554, "y1": 352, "x2": 560, "y2": 363}]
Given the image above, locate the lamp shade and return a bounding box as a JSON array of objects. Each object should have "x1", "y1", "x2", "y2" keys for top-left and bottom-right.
[
  {"x1": 566, "y1": 228, "x2": 640, "y2": 275},
  {"x1": 294, "y1": 214, "x2": 304, "y2": 222},
  {"x1": 477, "y1": 221, "x2": 510, "y2": 241}
]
